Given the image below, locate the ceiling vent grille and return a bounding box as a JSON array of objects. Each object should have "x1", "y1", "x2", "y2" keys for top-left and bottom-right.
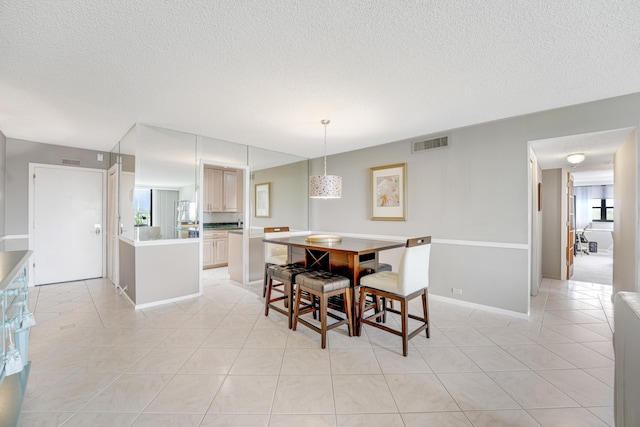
[
  {"x1": 412, "y1": 135, "x2": 449, "y2": 153},
  {"x1": 61, "y1": 158, "x2": 81, "y2": 166}
]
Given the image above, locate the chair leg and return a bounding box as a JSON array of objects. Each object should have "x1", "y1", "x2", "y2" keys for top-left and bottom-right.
[
  {"x1": 357, "y1": 287, "x2": 366, "y2": 336},
  {"x1": 343, "y1": 289, "x2": 353, "y2": 337},
  {"x1": 423, "y1": 289, "x2": 430, "y2": 338},
  {"x1": 320, "y1": 294, "x2": 328, "y2": 349},
  {"x1": 401, "y1": 298, "x2": 409, "y2": 357},
  {"x1": 264, "y1": 276, "x2": 273, "y2": 316},
  {"x1": 286, "y1": 281, "x2": 294, "y2": 329},
  {"x1": 292, "y1": 284, "x2": 301, "y2": 331},
  {"x1": 263, "y1": 265, "x2": 269, "y2": 297}
]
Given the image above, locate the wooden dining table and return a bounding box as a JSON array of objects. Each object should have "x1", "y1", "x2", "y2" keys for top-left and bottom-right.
[{"x1": 261, "y1": 234, "x2": 405, "y2": 327}]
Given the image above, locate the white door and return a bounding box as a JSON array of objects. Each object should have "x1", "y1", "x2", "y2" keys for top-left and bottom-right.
[{"x1": 33, "y1": 165, "x2": 105, "y2": 285}]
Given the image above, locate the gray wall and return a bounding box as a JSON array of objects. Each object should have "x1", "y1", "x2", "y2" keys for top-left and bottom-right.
[
  {"x1": 614, "y1": 129, "x2": 639, "y2": 294},
  {"x1": 311, "y1": 93, "x2": 640, "y2": 314},
  {"x1": 541, "y1": 169, "x2": 563, "y2": 280},
  {"x1": 251, "y1": 160, "x2": 309, "y2": 231},
  {"x1": 5, "y1": 138, "x2": 109, "y2": 246},
  {"x1": 0, "y1": 130, "x2": 5, "y2": 251}
]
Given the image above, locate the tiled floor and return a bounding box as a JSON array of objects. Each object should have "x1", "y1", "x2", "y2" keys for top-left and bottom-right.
[{"x1": 19, "y1": 269, "x2": 615, "y2": 426}]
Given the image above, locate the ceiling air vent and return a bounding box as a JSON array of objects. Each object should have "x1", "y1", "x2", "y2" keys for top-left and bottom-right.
[
  {"x1": 61, "y1": 158, "x2": 81, "y2": 166},
  {"x1": 412, "y1": 135, "x2": 449, "y2": 153}
]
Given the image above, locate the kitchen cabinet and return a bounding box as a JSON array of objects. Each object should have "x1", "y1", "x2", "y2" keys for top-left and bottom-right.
[
  {"x1": 203, "y1": 230, "x2": 228, "y2": 268},
  {"x1": 203, "y1": 167, "x2": 243, "y2": 213}
]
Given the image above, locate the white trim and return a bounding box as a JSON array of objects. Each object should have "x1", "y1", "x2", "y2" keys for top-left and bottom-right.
[
  {"x1": 0, "y1": 235, "x2": 29, "y2": 241},
  {"x1": 433, "y1": 239, "x2": 528, "y2": 250},
  {"x1": 135, "y1": 292, "x2": 202, "y2": 310},
  {"x1": 430, "y1": 294, "x2": 529, "y2": 320},
  {"x1": 132, "y1": 238, "x2": 200, "y2": 247}
]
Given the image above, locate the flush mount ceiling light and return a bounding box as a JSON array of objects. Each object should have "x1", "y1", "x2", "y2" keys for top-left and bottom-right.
[
  {"x1": 309, "y1": 119, "x2": 342, "y2": 199},
  {"x1": 567, "y1": 153, "x2": 586, "y2": 164}
]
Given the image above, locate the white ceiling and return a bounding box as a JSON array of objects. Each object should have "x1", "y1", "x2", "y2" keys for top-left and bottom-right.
[{"x1": 1, "y1": 1, "x2": 640, "y2": 158}]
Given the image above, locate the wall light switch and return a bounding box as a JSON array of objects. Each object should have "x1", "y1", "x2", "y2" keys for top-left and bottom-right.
[{"x1": 97, "y1": 153, "x2": 104, "y2": 161}]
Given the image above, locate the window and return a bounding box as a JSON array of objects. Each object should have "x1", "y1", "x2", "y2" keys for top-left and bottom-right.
[
  {"x1": 134, "y1": 188, "x2": 152, "y2": 226},
  {"x1": 591, "y1": 197, "x2": 613, "y2": 222}
]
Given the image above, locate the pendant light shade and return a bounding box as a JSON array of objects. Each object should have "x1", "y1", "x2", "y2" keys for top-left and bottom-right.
[{"x1": 310, "y1": 120, "x2": 342, "y2": 199}]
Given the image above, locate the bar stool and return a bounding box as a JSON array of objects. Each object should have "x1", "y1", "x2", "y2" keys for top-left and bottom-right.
[
  {"x1": 264, "y1": 263, "x2": 309, "y2": 328},
  {"x1": 358, "y1": 236, "x2": 431, "y2": 356},
  {"x1": 263, "y1": 226, "x2": 290, "y2": 297},
  {"x1": 292, "y1": 270, "x2": 353, "y2": 349}
]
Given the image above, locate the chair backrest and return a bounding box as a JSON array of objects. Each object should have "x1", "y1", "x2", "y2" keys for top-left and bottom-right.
[
  {"x1": 397, "y1": 236, "x2": 431, "y2": 295},
  {"x1": 264, "y1": 226, "x2": 290, "y2": 262}
]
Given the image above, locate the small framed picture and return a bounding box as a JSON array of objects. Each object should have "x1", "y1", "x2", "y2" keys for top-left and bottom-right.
[
  {"x1": 371, "y1": 163, "x2": 406, "y2": 221},
  {"x1": 255, "y1": 182, "x2": 270, "y2": 217}
]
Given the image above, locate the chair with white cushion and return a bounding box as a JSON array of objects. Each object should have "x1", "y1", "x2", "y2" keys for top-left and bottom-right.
[
  {"x1": 358, "y1": 236, "x2": 431, "y2": 356},
  {"x1": 263, "y1": 226, "x2": 290, "y2": 297}
]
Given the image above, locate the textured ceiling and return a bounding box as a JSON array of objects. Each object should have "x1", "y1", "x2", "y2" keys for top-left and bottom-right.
[{"x1": 1, "y1": 1, "x2": 640, "y2": 158}]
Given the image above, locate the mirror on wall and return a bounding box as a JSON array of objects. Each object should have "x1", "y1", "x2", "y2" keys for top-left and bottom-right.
[
  {"x1": 248, "y1": 147, "x2": 309, "y2": 232},
  {"x1": 134, "y1": 125, "x2": 198, "y2": 241},
  {"x1": 118, "y1": 126, "x2": 137, "y2": 241}
]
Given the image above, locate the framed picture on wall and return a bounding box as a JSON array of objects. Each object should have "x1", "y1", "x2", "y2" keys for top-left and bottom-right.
[
  {"x1": 255, "y1": 182, "x2": 270, "y2": 217},
  {"x1": 371, "y1": 163, "x2": 406, "y2": 221}
]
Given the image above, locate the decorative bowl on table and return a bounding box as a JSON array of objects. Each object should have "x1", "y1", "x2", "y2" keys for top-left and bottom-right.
[{"x1": 305, "y1": 234, "x2": 342, "y2": 243}]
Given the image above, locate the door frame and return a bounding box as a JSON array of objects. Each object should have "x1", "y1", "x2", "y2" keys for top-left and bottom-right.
[{"x1": 28, "y1": 163, "x2": 107, "y2": 286}]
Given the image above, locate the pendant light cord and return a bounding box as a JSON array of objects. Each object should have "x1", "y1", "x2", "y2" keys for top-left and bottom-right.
[{"x1": 321, "y1": 119, "x2": 330, "y2": 176}]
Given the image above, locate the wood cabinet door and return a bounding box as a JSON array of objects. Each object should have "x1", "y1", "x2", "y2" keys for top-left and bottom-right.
[
  {"x1": 223, "y1": 170, "x2": 238, "y2": 212},
  {"x1": 214, "y1": 238, "x2": 228, "y2": 264},
  {"x1": 203, "y1": 238, "x2": 215, "y2": 267},
  {"x1": 204, "y1": 168, "x2": 223, "y2": 212}
]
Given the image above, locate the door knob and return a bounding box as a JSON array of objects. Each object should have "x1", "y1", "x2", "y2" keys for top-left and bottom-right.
[{"x1": 94, "y1": 224, "x2": 101, "y2": 235}]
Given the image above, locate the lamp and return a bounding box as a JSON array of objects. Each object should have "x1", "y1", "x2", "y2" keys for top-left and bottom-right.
[
  {"x1": 567, "y1": 153, "x2": 585, "y2": 164},
  {"x1": 309, "y1": 119, "x2": 342, "y2": 199}
]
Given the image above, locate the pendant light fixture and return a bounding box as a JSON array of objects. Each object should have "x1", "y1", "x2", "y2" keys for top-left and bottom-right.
[{"x1": 309, "y1": 119, "x2": 342, "y2": 199}]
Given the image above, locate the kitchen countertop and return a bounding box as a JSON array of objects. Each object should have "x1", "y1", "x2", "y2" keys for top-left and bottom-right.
[{"x1": 203, "y1": 222, "x2": 242, "y2": 230}]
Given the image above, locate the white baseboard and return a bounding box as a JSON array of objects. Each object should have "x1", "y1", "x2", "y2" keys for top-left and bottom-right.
[{"x1": 134, "y1": 292, "x2": 202, "y2": 310}]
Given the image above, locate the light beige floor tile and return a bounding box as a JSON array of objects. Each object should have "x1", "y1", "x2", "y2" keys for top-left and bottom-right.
[
  {"x1": 23, "y1": 373, "x2": 119, "y2": 412},
  {"x1": 501, "y1": 344, "x2": 576, "y2": 370},
  {"x1": 157, "y1": 327, "x2": 213, "y2": 348},
  {"x1": 272, "y1": 414, "x2": 336, "y2": 426},
  {"x1": 487, "y1": 370, "x2": 578, "y2": 409},
  {"x1": 402, "y1": 412, "x2": 472, "y2": 426},
  {"x1": 218, "y1": 313, "x2": 260, "y2": 330},
  {"x1": 286, "y1": 325, "x2": 329, "y2": 348},
  {"x1": 586, "y1": 407, "x2": 614, "y2": 427},
  {"x1": 82, "y1": 373, "x2": 173, "y2": 412},
  {"x1": 178, "y1": 347, "x2": 240, "y2": 375},
  {"x1": 436, "y1": 372, "x2": 519, "y2": 411},
  {"x1": 329, "y1": 348, "x2": 381, "y2": 375},
  {"x1": 545, "y1": 324, "x2": 611, "y2": 342},
  {"x1": 199, "y1": 413, "x2": 269, "y2": 427},
  {"x1": 24, "y1": 372, "x2": 72, "y2": 403},
  {"x1": 536, "y1": 369, "x2": 614, "y2": 407},
  {"x1": 327, "y1": 328, "x2": 370, "y2": 348},
  {"x1": 243, "y1": 328, "x2": 290, "y2": 348},
  {"x1": 272, "y1": 375, "x2": 335, "y2": 414},
  {"x1": 410, "y1": 325, "x2": 456, "y2": 347},
  {"x1": 280, "y1": 348, "x2": 331, "y2": 375},
  {"x1": 386, "y1": 373, "x2": 459, "y2": 412},
  {"x1": 584, "y1": 367, "x2": 615, "y2": 387},
  {"x1": 145, "y1": 374, "x2": 226, "y2": 413},
  {"x1": 373, "y1": 347, "x2": 432, "y2": 374},
  {"x1": 582, "y1": 341, "x2": 615, "y2": 359},
  {"x1": 439, "y1": 327, "x2": 495, "y2": 346},
  {"x1": 332, "y1": 374, "x2": 397, "y2": 414},
  {"x1": 338, "y1": 413, "x2": 403, "y2": 426},
  {"x1": 541, "y1": 342, "x2": 614, "y2": 369},
  {"x1": 475, "y1": 327, "x2": 536, "y2": 345},
  {"x1": 229, "y1": 348, "x2": 284, "y2": 375},
  {"x1": 526, "y1": 407, "x2": 610, "y2": 426},
  {"x1": 207, "y1": 375, "x2": 278, "y2": 414},
  {"x1": 80, "y1": 345, "x2": 151, "y2": 373},
  {"x1": 417, "y1": 347, "x2": 481, "y2": 373},
  {"x1": 131, "y1": 413, "x2": 205, "y2": 426},
  {"x1": 62, "y1": 412, "x2": 139, "y2": 427},
  {"x1": 464, "y1": 410, "x2": 540, "y2": 427},
  {"x1": 459, "y1": 346, "x2": 528, "y2": 371},
  {"x1": 128, "y1": 346, "x2": 197, "y2": 374},
  {"x1": 201, "y1": 328, "x2": 250, "y2": 348},
  {"x1": 18, "y1": 412, "x2": 73, "y2": 426}
]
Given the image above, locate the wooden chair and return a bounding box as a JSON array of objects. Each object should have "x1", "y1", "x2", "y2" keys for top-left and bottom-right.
[
  {"x1": 293, "y1": 270, "x2": 353, "y2": 349},
  {"x1": 263, "y1": 226, "x2": 290, "y2": 297},
  {"x1": 265, "y1": 264, "x2": 310, "y2": 328},
  {"x1": 358, "y1": 236, "x2": 431, "y2": 356}
]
